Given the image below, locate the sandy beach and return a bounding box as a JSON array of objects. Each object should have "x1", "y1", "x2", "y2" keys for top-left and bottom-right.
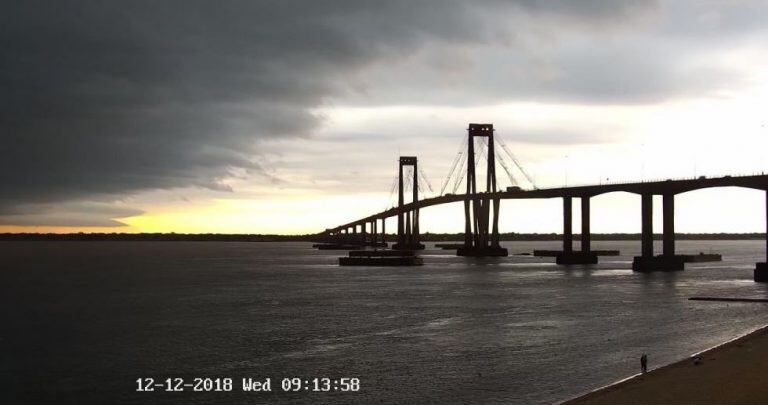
[{"x1": 565, "y1": 325, "x2": 768, "y2": 404}]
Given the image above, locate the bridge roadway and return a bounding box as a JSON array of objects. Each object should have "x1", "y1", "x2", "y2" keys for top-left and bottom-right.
[{"x1": 327, "y1": 174, "x2": 768, "y2": 233}]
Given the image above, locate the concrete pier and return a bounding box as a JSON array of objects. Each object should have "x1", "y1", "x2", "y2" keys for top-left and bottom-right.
[
  {"x1": 755, "y1": 263, "x2": 768, "y2": 282},
  {"x1": 633, "y1": 193, "x2": 685, "y2": 272},
  {"x1": 641, "y1": 193, "x2": 653, "y2": 258},
  {"x1": 663, "y1": 193, "x2": 675, "y2": 257},
  {"x1": 457, "y1": 246, "x2": 508, "y2": 257},
  {"x1": 633, "y1": 255, "x2": 685, "y2": 272},
  {"x1": 392, "y1": 241, "x2": 425, "y2": 250},
  {"x1": 534, "y1": 250, "x2": 619, "y2": 257},
  {"x1": 755, "y1": 190, "x2": 768, "y2": 282},
  {"x1": 556, "y1": 251, "x2": 598, "y2": 264},
  {"x1": 556, "y1": 195, "x2": 598, "y2": 264},
  {"x1": 348, "y1": 250, "x2": 415, "y2": 257},
  {"x1": 435, "y1": 243, "x2": 465, "y2": 250},
  {"x1": 563, "y1": 196, "x2": 573, "y2": 254},
  {"x1": 683, "y1": 253, "x2": 722, "y2": 263},
  {"x1": 581, "y1": 196, "x2": 591, "y2": 253}
]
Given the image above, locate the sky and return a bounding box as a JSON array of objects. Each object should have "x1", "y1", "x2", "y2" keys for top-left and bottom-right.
[{"x1": 2, "y1": 0, "x2": 768, "y2": 235}]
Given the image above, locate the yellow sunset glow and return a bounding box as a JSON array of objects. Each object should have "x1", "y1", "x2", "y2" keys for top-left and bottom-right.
[{"x1": 119, "y1": 194, "x2": 389, "y2": 234}]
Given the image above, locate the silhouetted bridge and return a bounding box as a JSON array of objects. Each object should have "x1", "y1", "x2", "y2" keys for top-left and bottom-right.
[{"x1": 320, "y1": 124, "x2": 768, "y2": 281}]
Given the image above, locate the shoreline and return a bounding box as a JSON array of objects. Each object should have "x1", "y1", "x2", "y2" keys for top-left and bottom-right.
[{"x1": 563, "y1": 324, "x2": 768, "y2": 404}]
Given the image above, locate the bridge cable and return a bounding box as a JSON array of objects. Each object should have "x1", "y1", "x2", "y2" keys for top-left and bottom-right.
[
  {"x1": 478, "y1": 137, "x2": 495, "y2": 192},
  {"x1": 453, "y1": 136, "x2": 487, "y2": 194},
  {"x1": 405, "y1": 167, "x2": 415, "y2": 197},
  {"x1": 495, "y1": 132, "x2": 538, "y2": 189},
  {"x1": 418, "y1": 168, "x2": 435, "y2": 196},
  {"x1": 451, "y1": 148, "x2": 468, "y2": 194},
  {"x1": 439, "y1": 136, "x2": 467, "y2": 195},
  {"x1": 439, "y1": 151, "x2": 463, "y2": 196},
  {"x1": 384, "y1": 173, "x2": 399, "y2": 210},
  {"x1": 476, "y1": 137, "x2": 488, "y2": 174},
  {"x1": 496, "y1": 151, "x2": 518, "y2": 188}
]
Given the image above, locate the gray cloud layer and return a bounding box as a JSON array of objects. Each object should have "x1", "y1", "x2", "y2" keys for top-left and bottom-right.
[{"x1": 1, "y1": 0, "x2": 762, "y2": 226}]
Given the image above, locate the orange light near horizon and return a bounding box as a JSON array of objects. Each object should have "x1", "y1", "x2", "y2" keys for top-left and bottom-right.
[{"x1": 0, "y1": 225, "x2": 134, "y2": 234}]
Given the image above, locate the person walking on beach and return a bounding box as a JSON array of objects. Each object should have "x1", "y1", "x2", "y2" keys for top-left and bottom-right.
[{"x1": 640, "y1": 353, "x2": 648, "y2": 373}]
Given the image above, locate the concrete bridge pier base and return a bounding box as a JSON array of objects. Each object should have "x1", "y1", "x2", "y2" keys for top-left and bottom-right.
[
  {"x1": 393, "y1": 210, "x2": 425, "y2": 250},
  {"x1": 755, "y1": 190, "x2": 768, "y2": 282},
  {"x1": 754, "y1": 263, "x2": 768, "y2": 282},
  {"x1": 366, "y1": 220, "x2": 387, "y2": 248},
  {"x1": 557, "y1": 252, "x2": 599, "y2": 265},
  {"x1": 632, "y1": 193, "x2": 685, "y2": 272},
  {"x1": 556, "y1": 196, "x2": 598, "y2": 265},
  {"x1": 457, "y1": 246, "x2": 509, "y2": 257},
  {"x1": 632, "y1": 255, "x2": 686, "y2": 272},
  {"x1": 456, "y1": 197, "x2": 507, "y2": 257},
  {"x1": 393, "y1": 242, "x2": 425, "y2": 250}
]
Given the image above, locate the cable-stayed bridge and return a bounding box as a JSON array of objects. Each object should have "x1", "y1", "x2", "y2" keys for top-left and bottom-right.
[{"x1": 318, "y1": 123, "x2": 768, "y2": 280}]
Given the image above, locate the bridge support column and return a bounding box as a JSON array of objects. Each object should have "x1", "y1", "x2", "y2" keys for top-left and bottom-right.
[
  {"x1": 641, "y1": 194, "x2": 653, "y2": 258},
  {"x1": 381, "y1": 218, "x2": 386, "y2": 244},
  {"x1": 405, "y1": 211, "x2": 411, "y2": 244},
  {"x1": 581, "y1": 196, "x2": 591, "y2": 253},
  {"x1": 371, "y1": 220, "x2": 386, "y2": 247},
  {"x1": 413, "y1": 209, "x2": 420, "y2": 247},
  {"x1": 633, "y1": 193, "x2": 684, "y2": 272},
  {"x1": 492, "y1": 197, "x2": 500, "y2": 247},
  {"x1": 556, "y1": 196, "x2": 598, "y2": 265},
  {"x1": 397, "y1": 161, "x2": 405, "y2": 247},
  {"x1": 367, "y1": 221, "x2": 380, "y2": 247},
  {"x1": 663, "y1": 194, "x2": 675, "y2": 257},
  {"x1": 563, "y1": 197, "x2": 573, "y2": 253},
  {"x1": 755, "y1": 190, "x2": 768, "y2": 281}
]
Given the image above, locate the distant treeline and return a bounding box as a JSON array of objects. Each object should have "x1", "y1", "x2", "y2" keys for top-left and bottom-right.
[
  {"x1": 0, "y1": 233, "x2": 315, "y2": 242},
  {"x1": 421, "y1": 232, "x2": 767, "y2": 241},
  {"x1": 0, "y1": 232, "x2": 765, "y2": 242}
]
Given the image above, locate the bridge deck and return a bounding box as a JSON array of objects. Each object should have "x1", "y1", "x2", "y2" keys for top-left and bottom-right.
[{"x1": 327, "y1": 174, "x2": 768, "y2": 233}]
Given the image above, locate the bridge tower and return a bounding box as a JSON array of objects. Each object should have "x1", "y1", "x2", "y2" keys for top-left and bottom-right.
[
  {"x1": 393, "y1": 156, "x2": 425, "y2": 250},
  {"x1": 457, "y1": 123, "x2": 508, "y2": 256}
]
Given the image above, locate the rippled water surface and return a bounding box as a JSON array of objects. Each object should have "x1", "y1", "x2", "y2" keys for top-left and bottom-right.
[{"x1": 3, "y1": 240, "x2": 768, "y2": 404}]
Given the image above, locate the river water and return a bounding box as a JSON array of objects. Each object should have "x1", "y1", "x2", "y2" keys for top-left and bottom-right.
[{"x1": 3, "y1": 240, "x2": 768, "y2": 404}]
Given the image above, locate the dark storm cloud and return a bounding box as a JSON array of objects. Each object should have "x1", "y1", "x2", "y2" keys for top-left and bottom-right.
[
  {"x1": 0, "y1": 0, "x2": 688, "y2": 225},
  {"x1": 0, "y1": 203, "x2": 143, "y2": 227}
]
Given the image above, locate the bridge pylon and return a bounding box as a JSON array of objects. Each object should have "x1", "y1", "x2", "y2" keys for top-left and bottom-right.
[
  {"x1": 457, "y1": 123, "x2": 508, "y2": 257},
  {"x1": 392, "y1": 156, "x2": 425, "y2": 250}
]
